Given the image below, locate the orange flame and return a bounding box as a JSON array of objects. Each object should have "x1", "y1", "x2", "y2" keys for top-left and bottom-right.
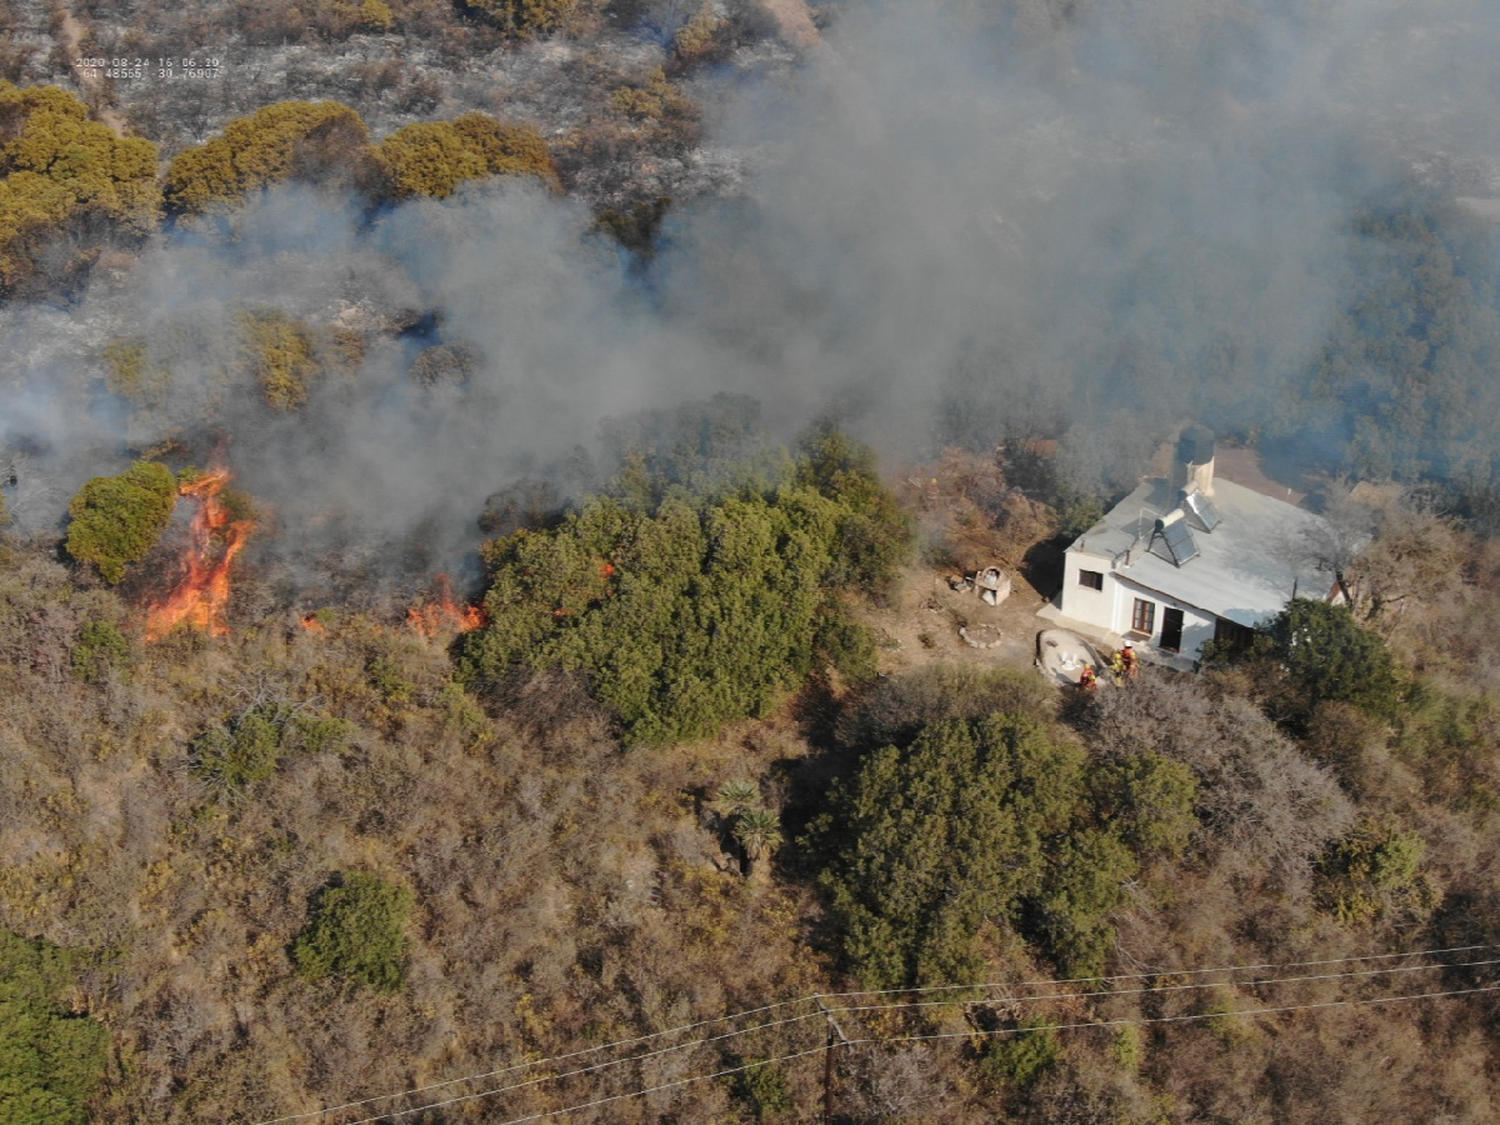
[
  {"x1": 406, "y1": 574, "x2": 486, "y2": 638},
  {"x1": 299, "y1": 614, "x2": 326, "y2": 634},
  {"x1": 145, "y1": 468, "x2": 254, "y2": 642}
]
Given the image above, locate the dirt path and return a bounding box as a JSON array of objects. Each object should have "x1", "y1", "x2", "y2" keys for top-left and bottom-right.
[
  {"x1": 757, "y1": 0, "x2": 819, "y2": 49},
  {"x1": 56, "y1": 8, "x2": 129, "y2": 136}
]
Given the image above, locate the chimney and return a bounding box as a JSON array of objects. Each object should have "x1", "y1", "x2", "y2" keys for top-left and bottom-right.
[{"x1": 1170, "y1": 424, "x2": 1215, "y2": 498}]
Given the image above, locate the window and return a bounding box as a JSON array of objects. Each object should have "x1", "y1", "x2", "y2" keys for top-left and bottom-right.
[
  {"x1": 1131, "y1": 598, "x2": 1155, "y2": 635},
  {"x1": 1078, "y1": 569, "x2": 1104, "y2": 591}
]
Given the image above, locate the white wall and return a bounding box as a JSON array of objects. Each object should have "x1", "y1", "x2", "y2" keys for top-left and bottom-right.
[
  {"x1": 1060, "y1": 546, "x2": 1115, "y2": 631},
  {"x1": 1109, "y1": 574, "x2": 1217, "y2": 660}
]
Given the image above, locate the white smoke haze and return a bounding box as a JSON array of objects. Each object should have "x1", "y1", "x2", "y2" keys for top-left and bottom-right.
[{"x1": 1, "y1": 0, "x2": 1498, "y2": 593}]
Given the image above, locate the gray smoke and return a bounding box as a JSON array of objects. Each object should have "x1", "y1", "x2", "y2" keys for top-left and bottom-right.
[{"x1": 2, "y1": 0, "x2": 1498, "y2": 591}]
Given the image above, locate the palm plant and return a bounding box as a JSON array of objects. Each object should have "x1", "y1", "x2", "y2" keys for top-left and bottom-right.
[
  {"x1": 733, "y1": 806, "x2": 784, "y2": 879},
  {"x1": 713, "y1": 779, "x2": 761, "y2": 819}
]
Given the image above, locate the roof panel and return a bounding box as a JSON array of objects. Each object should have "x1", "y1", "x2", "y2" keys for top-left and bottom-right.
[
  {"x1": 1183, "y1": 490, "x2": 1222, "y2": 531},
  {"x1": 1160, "y1": 518, "x2": 1200, "y2": 565}
]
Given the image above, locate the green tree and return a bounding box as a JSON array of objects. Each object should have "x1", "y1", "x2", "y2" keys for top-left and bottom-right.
[
  {"x1": 238, "y1": 308, "x2": 322, "y2": 410},
  {"x1": 163, "y1": 101, "x2": 373, "y2": 216},
  {"x1": 1269, "y1": 598, "x2": 1404, "y2": 722},
  {"x1": 374, "y1": 114, "x2": 557, "y2": 201},
  {"x1": 462, "y1": 449, "x2": 890, "y2": 745},
  {"x1": 817, "y1": 714, "x2": 1084, "y2": 989},
  {"x1": 0, "y1": 931, "x2": 109, "y2": 1125},
  {"x1": 0, "y1": 81, "x2": 160, "y2": 292},
  {"x1": 64, "y1": 460, "x2": 177, "y2": 584},
  {"x1": 796, "y1": 422, "x2": 915, "y2": 597},
  {"x1": 457, "y1": 0, "x2": 576, "y2": 36},
  {"x1": 292, "y1": 872, "x2": 414, "y2": 993}
]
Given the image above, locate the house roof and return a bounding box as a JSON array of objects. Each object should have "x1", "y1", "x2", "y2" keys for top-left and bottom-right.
[{"x1": 1068, "y1": 477, "x2": 1336, "y2": 627}]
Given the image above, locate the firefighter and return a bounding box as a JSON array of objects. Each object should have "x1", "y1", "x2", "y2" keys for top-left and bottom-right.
[
  {"x1": 1110, "y1": 648, "x2": 1127, "y2": 680},
  {"x1": 1078, "y1": 664, "x2": 1098, "y2": 693},
  {"x1": 1119, "y1": 642, "x2": 1138, "y2": 681}
]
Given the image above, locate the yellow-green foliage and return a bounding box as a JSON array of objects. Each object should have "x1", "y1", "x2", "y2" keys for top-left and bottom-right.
[
  {"x1": 673, "y1": 3, "x2": 728, "y2": 65},
  {"x1": 324, "y1": 0, "x2": 393, "y2": 32},
  {"x1": 103, "y1": 336, "x2": 170, "y2": 403},
  {"x1": 458, "y1": 0, "x2": 575, "y2": 37},
  {"x1": 0, "y1": 82, "x2": 160, "y2": 291},
  {"x1": 375, "y1": 114, "x2": 557, "y2": 200},
  {"x1": 238, "y1": 308, "x2": 322, "y2": 410},
  {"x1": 163, "y1": 101, "x2": 370, "y2": 216},
  {"x1": 608, "y1": 69, "x2": 700, "y2": 147},
  {"x1": 1317, "y1": 815, "x2": 1439, "y2": 926},
  {"x1": 65, "y1": 460, "x2": 178, "y2": 584}
]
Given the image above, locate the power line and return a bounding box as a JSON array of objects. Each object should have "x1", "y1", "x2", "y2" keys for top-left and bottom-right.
[
  {"x1": 347, "y1": 982, "x2": 1500, "y2": 1125},
  {"x1": 811, "y1": 942, "x2": 1500, "y2": 1002},
  {"x1": 256, "y1": 943, "x2": 1498, "y2": 1124},
  {"x1": 318, "y1": 955, "x2": 1499, "y2": 1123},
  {"x1": 823, "y1": 955, "x2": 1500, "y2": 1016},
  {"x1": 847, "y1": 982, "x2": 1500, "y2": 1049}
]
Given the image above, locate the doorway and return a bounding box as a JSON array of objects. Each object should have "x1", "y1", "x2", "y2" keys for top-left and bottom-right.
[{"x1": 1160, "y1": 607, "x2": 1184, "y2": 653}]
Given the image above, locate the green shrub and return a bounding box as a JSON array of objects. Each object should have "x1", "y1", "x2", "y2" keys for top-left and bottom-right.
[
  {"x1": 375, "y1": 114, "x2": 557, "y2": 200},
  {"x1": 191, "y1": 705, "x2": 352, "y2": 803},
  {"x1": 728, "y1": 1058, "x2": 793, "y2": 1118},
  {"x1": 64, "y1": 460, "x2": 178, "y2": 584},
  {"x1": 457, "y1": 0, "x2": 576, "y2": 37},
  {"x1": 292, "y1": 872, "x2": 414, "y2": 993},
  {"x1": 239, "y1": 308, "x2": 322, "y2": 411},
  {"x1": 0, "y1": 930, "x2": 109, "y2": 1125},
  {"x1": 982, "y1": 1018, "x2": 1060, "y2": 1090},
  {"x1": 1317, "y1": 816, "x2": 1438, "y2": 926},
  {"x1": 71, "y1": 620, "x2": 130, "y2": 684},
  {"x1": 462, "y1": 436, "x2": 900, "y2": 745},
  {"x1": 163, "y1": 101, "x2": 372, "y2": 215},
  {"x1": 0, "y1": 82, "x2": 160, "y2": 293}
]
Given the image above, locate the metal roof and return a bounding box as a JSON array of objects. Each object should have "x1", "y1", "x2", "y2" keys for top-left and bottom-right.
[{"x1": 1068, "y1": 477, "x2": 1337, "y2": 627}]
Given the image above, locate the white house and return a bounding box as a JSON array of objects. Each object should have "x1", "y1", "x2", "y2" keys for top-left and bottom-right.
[{"x1": 1056, "y1": 426, "x2": 1341, "y2": 665}]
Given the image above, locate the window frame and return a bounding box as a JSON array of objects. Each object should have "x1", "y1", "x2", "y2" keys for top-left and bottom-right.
[
  {"x1": 1131, "y1": 598, "x2": 1156, "y2": 635},
  {"x1": 1078, "y1": 569, "x2": 1104, "y2": 591}
]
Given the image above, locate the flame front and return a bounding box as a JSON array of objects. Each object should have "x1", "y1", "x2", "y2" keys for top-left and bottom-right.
[
  {"x1": 407, "y1": 574, "x2": 486, "y2": 637},
  {"x1": 145, "y1": 468, "x2": 254, "y2": 642}
]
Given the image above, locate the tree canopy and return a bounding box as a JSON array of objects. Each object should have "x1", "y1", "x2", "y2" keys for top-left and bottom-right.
[
  {"x1": 816, "y1": 708, "x2": 1190, "y2": 986},
  {"x1": 291, "y1": 872, "x2": 414, "y2": 993},
  {"x1": 0, "y1": 82, "x2": 159, "y2": 292},
  {"x1": 163, "y1": 101, "x2": 374, "y2": 215},
  {"x1": 64, "y1": 460, "x2": 178, "y2": 584},
  {"x1": 0, "y1": 930, "x2": 109, "y2": 1125},
  {"x1": 461, "y1": 435, "x2": 906, "y2": 745},
  {"x1": 374, "y1": 113, "x2": 558, "y2": 200}
]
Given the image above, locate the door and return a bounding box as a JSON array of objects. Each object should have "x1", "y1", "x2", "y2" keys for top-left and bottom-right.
[{"x1": 1160, "y1": 607, "x2": 1184, "y2": 653}]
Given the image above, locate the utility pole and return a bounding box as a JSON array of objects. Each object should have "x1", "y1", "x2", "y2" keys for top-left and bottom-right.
[{"x1": 815, "y1": 997, "x2": 850, "y2": 1125}]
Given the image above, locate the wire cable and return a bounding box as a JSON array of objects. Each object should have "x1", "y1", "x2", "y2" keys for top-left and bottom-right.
[
  {"x1": 315, "y1": 955, "x2": 1497, "y2": 1123},
  {"x1": 346, "y1": 982, "x2": 1500, "y2": 1125},
  {"x1": 822, "y1": 955, "x2": 1500, "y2": 1016},
  {"x1": 257, "y1": 942, "x2": 1498, "y2": 1124}
]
